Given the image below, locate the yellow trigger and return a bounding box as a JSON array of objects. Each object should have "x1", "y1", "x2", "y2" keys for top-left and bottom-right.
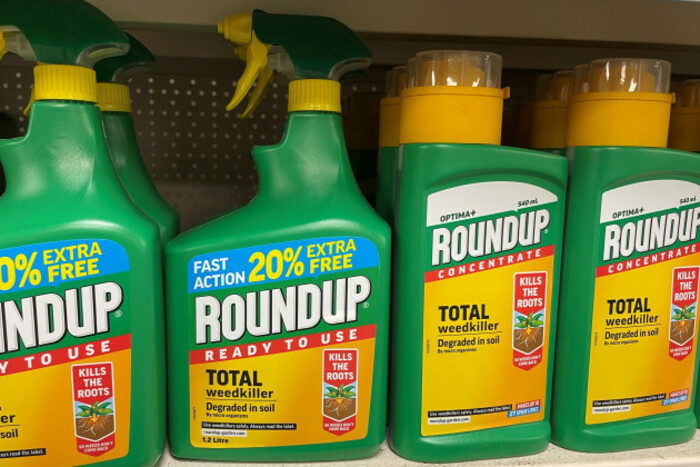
[
  {"x1": 22, "y1": 87, "x2": 34, "y2": 116},
  {"x1": 226, "y1": 32, "x2": 268, "y2": 112},
  {"x1": 0, "y1": 31, "x2": 6, "y2": 61},
  {"x1": 241, "y1": 66, "x2": 275, "y2": 118}
]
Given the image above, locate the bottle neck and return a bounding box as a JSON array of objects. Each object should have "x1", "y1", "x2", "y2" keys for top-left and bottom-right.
[
  {"x1": 252, "y1": 111, "x2": 361, "y2": 203},
  {"x1": 0, "y1": 101, "x2": 123, "y2": 200}
]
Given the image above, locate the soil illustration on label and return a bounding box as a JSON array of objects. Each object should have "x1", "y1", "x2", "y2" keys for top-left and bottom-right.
[
  {"x1": 75, "y1": 400, "x2": 115, "y2": 441},
  {"x1": 323, "y1": 384, "x2": 356, "y2": 421},
  {"x1": 670, "y1": 305, "x2": 696, "y2": 345},
  {"x1": 513, "y1": 311, "x2": 544, "y2": 353}
]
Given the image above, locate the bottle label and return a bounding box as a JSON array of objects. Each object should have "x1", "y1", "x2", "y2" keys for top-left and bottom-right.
[
  {"x1": 586, "y1": 180, "x2": 700, "y2": 424},
  {"x1": 421, "y1": 181, "x2": 558, "y2": 436},
  {"x1": 187, "y1": 236, "x2": 380, "y2": 448},
  {"x1": 0, "y1": 239, "x2": 131, "y2": 464}
]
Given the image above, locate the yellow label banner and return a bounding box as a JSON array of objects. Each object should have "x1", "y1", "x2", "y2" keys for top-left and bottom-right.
[
  {"x1": 421, "y1": 251, "x2": 553, "y2": 436},
  {"x1": 189, "y1": 326, "x2": 375, "y2": 447},
  {"x1": 586, "y1": 250, "x2": 700, "y2": 424},
  {"x1": 0, "y1": 343, "x2": 131, "y2": 465}
]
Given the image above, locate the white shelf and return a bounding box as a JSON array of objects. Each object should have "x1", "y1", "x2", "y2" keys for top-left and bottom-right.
[{"x1": 158, "y1": 432, "x2": 700, "y2": 467}]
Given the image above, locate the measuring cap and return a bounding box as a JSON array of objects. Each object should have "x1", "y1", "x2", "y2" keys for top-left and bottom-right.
[
  {"x1": 385, "y1": 65, "x2": 407, "y2": 98},
  {"x1": 379, "y1": 65, "x2": 407, "y2": 148},
  {"x1": 669, "y1": 79, "x2": 700, "y2": 151},
  {"x1": 400, "y1": 50, "x2": 508, "y2": 145},
  {"x1": 567, "y1": 58, "x2": 673, "y2": 147},
  {"x1": 531, "y1": 70, "x2": 573, "y2": 149}
]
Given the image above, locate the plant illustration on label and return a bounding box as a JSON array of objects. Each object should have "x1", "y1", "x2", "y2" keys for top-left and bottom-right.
[
  {"x1": 71, "y1": 362, "x2": 118, "y2": 457},
  {"x1": 669, "y1": 267, "x2": 699, "y2": 361},
  {"x1": 512, "y1": 272, "x2": 547, "y2": 370},
  {"x1": 323, "y1": 349, "x2": 358, "y2": 435}
]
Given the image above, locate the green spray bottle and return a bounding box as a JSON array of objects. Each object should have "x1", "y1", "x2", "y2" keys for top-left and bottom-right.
[
  {"x1": 388, "y1": 50, "x2": 567, "y2": 462},
  {"x1": 94, "y1": 34, "x2": 180, "y2": 244},
  {"x1": 0, "y1": 1, "x2": 165, "y2": 465},
  {"x1": 551, "y1": 58, "x2": 700, "y2": 451},
  {"x1": 165, "y1": 10, "x2": 390, "y2": 461},
  {"x1": 375, "y1": 65, "x2": 407, "y2": 225}
]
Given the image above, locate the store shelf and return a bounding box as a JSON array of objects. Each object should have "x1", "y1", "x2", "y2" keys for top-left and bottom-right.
[
  {"x1": 77, "y1": 0, "x2": 700, "y2": 74},
  {"x1": 119, "y1": 26, "x2": 700, "y2": 75},
  {"x1": 158, "y1": 432, "x2": 700, "y2": 467},
  {"x1": 86, "y1": 0, "x2": 700, "y2": 48}
]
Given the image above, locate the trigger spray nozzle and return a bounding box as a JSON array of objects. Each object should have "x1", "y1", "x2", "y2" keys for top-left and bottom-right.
[{"x1": 218, "y1": 12, "x2": 272, "y2": 117}]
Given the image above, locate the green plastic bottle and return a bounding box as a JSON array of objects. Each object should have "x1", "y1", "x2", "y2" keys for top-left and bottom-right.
[
  {"x1": 0, "y1": 1, "x2": 165, "y2": 465},
  {"x1": 388, "y1": 50, "x2": 567, "y2": 462},
  {"x1": 375, "y1": 65, "x2": 406, "y2": 225},
  {"x1": 531, "y1": 70, "x2": 573, "y2": 156},
  {"x1": 95, "y1": 34, "x2": 180, "y2": 244},
  {"x1": 552, "y1": 58, "x2": 700, "y2": 451},
  {"x1": 166, "y1": 10, "x2": 390, "y2": 461},
  {"x1": 669, "y1": 80, "x2": 700, "y2": 428}
]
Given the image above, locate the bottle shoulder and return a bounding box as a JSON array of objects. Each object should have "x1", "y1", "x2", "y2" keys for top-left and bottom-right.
[
  {"x1": 569, "y1": 146, "x2": 700, "y2": 192},
  {"x1": 0, "y1": 201, "x2": 160, "y2": 251},
  {"x1": 400, "y1": 144, "x2": 568, "y2": 188}
]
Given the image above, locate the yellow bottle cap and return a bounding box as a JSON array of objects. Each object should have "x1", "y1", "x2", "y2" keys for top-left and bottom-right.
[
  {"x1": 379, "y1": 65, "x2": 408, "y2": 148},
  {"x1": 567, "y1": 58, "x2": 673, "y2": 148},
  {"x1": 96, "y1": 83, "x2": 132, "y2": 113},
  {"x1": 385, "y1": 65, "x2": 407, "y2": 98},
  {"x1": 668, "y1": 80, "x2": 700, "y2": 151},
  {"x1": 0, "y1": 30, "x2": 6, "y2": 61},
  {"x1": 288, "y1": 79, "x2": 340, "y2": 113},
  {"x1": 379, "y1": 96, "x2": 401, "y2": 148},
  {"x1": 535, "y1": 70, "x2": 573, "y2": 102},
  {"x1": 676, "y1": 79, "x2": 700, "y2": 107},
  {"x1": 399, "y1": 50, "x2": 508, "y2": 145},
  {"x1": 572, "y1": 63, "x2": 591, "y2": 94},
  {"x1": 531, "y1": 70, "x2": 573, "y2": 149},
  {"x1": 33, "y1": 64, "x2": 97, "y2": 103}
]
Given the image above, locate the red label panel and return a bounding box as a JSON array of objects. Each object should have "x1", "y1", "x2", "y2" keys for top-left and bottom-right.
[
  {"x1": 71, "y1": 362, "x2": 116, "y2": 457},
  {"x1": 669, "y1": 267, "x2": 699, "y2": 361},
  {"x1": 322, "y1": 349, "x2": 358, "y2": 436},
  {"x1": 512, "y1": 272, "x2": 547, "y2": 371}
]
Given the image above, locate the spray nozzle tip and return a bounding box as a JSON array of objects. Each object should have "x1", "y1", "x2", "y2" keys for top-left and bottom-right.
[{"x1": 218, "y1": 13, "x2": 253, "y2": 44}]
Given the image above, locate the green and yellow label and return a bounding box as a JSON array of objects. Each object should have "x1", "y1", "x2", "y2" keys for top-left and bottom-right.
[
  {"x1": 187, "y1": 236, "x2": 380, "y2": 447},
  {"x1": 421, "y1": 181, "x2": 558, "y2": 436},
  {"x1": 0, "y1": 239, "x2": 132, "y2": 465},
  {"x1": 586, "y1": 180, "x2": 700, "y2": 424}
]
